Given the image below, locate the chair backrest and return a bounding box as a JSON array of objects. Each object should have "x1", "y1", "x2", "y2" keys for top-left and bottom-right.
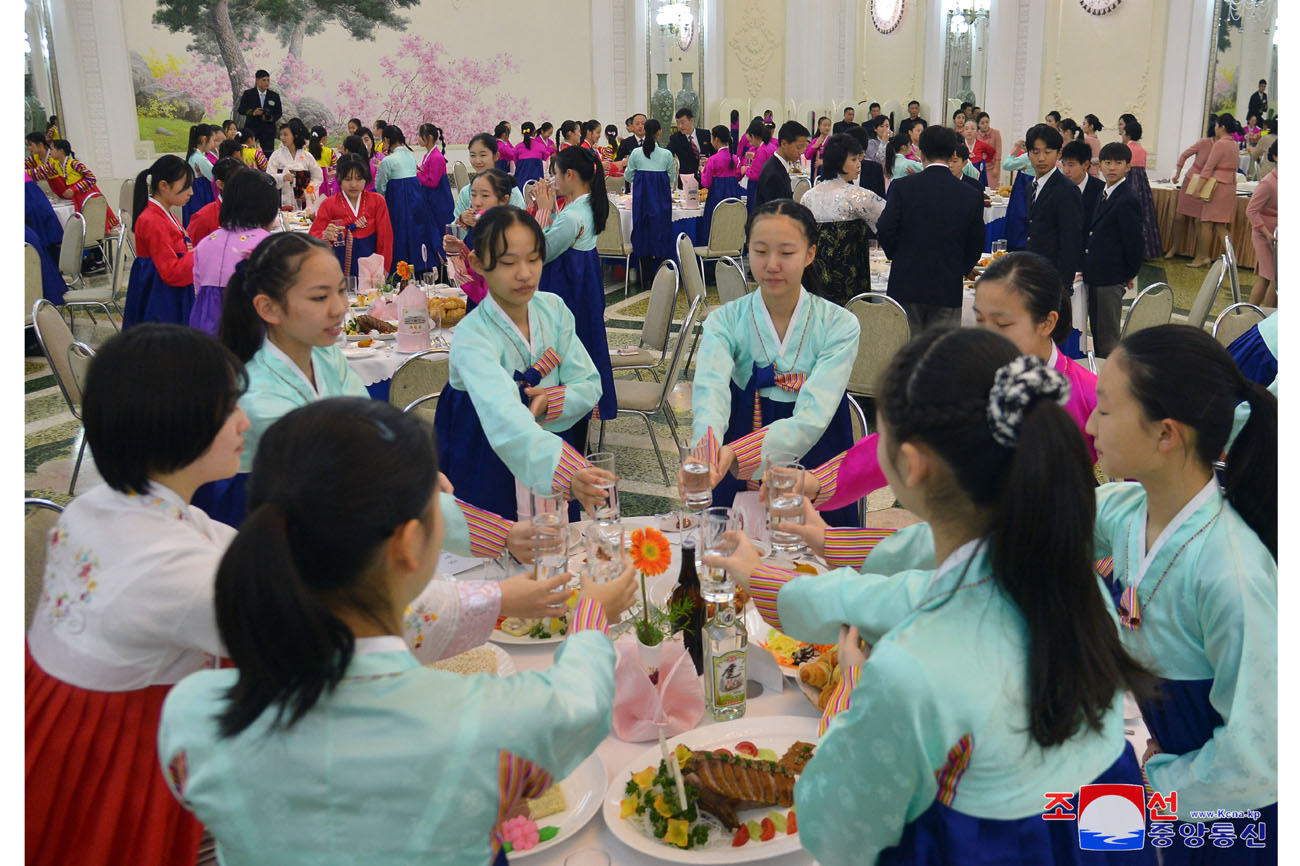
[
  {"x1": 844, "y1": 292, "x2": 911, "y2": 398},
  {"x1": 705, "y1": 199, "x2": 747, "y2": 255},
  {"x1": 81, "y1": 193, "x2": 107, "y2": 245},
  {"x1": 642, "y1": 260, "x2": 680, "y2": 353},
  {"x1": 402, "y1": 392, "x2": 440, "y2": 424},
  {"x1": 605, "y1": 176, "x2": 625, "y2": 196},
  {"x1": 1119, "y1": 281, "x2": 1175, "y2": 339},
  {"x1": 25, "y1": 243, "x2": 44, "y2": 323},
  {"x1": 67, "y1": 341, "x2": 95, "y2": 397},
  {"x1": 595, "y1": 204, "x2": 627, "y2": 256},
  {"x1": 117, "y1": 178, "x2": 135, "y2": 217},
  {"x1": 1186, "y1": 259, "x2": 1227, "y2": 331},
  {"x1": 792, "y1": 178, "x2": 811, "y2": 204},
  {"x1": 843, "y1": 396, "x2": 871, "y2": 526},
  {"x1": 1221, "y1": 234, "x2": 1241, "y2": 303},
  {"x1": 521, "y1": 180, "x2": 537, "y2": 206},
  {"x1": 25, "y1": 498, "x2": 64, "y2": 631},
  {"x1": 676, "y1": 232, "x2": 706, "y2": 307},
  {"x1": 452, "y1": 161, "x2": 470, "y2": 191},
  {"x1": 654, "y1": 294, "x2": 706, "y2": 406},
  {"x1": 388, "y1": 352, "x2": 449, "y2": 411},
  {"x1": 110, "y1": 209, "x2": 131, "y2": 301},
  {"x1": 715, "y1": 256, "x2": 749, "y2": 305},
  {"x1": 32, "y1": 299, "x2": 82, "y2": 418},
  {"x1": 1211, "y1": 302, "x2": 1267, "y2": 347},
  {"x1": 57, "y1": 212, "x2": 85, "y2": 282}
]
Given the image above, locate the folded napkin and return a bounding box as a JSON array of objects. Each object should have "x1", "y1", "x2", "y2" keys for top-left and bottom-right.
[
  {"x1": 358, "y1": 254, "x2": 387, "y2": 291},
  {"x1": 369, "y1": 294, "x2": 399, "y2": 321},
  {"x1": 611, "y1": 637, "x2": 704, "y2": 743}
]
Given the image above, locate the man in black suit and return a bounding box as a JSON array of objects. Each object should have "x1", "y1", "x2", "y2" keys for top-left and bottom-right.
[
  {"x1": 832, "y1": 106, "x2": 857, "y2": 135},
  {"x1": 667, "y1": 108, "x2": 713, "y2": 184},
  {"x1": 235, "y1": 70, "x2": 283, "y2": 155},
  {"x1": 1083, "y1": 142, "x2": 1145, "y2": 357},
  {"x1": 753, "y1": 121, "x2": 809, "y2": 209},
  {"x1": 615, "y1": 113, "x2": 647, "y2": 160},
  {"x1": 1023, "y1": 123, "x2": 1084, "y2": 295},
  {"x1": 1059, "y1": 139, "x2": 1105, "y2": 241},
  {"x1": 1248, "y1": 79, "x2": 1269, "y2": 123},
  {"x1": 877, "y1": 125, "x2": 985, "y2": 331},
  {"x1": 951, "y1": 142, "x2": 987, "y2": 199},
  {"x1": 844, "y1": 125, "x2": 886, "y2": 197}
]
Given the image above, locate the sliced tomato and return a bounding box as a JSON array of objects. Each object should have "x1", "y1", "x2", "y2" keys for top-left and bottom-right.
[
  {"x1": 712, "y1": 748, "x2": 732, "y2": 757},
  {"x1": 760, "y1": 817, "x2": 776, "y2": 841},
  {"x1": 734, "y1": 741, "x2": 758, "y2": 757},
  {"x1": 731, "y1": 824, "x2": 750, "y2": 846},
  {"x1": 787, "y1": 810, "x2": 798, "y2": 834}
]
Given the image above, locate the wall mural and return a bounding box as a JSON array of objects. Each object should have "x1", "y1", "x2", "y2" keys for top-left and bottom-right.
[{"x1": 125, "y1": 0, "x2": 538, "y2": 153}]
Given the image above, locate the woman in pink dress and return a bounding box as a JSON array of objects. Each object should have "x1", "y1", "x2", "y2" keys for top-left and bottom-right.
[
  {"x1": 1246, "y1": 143, "x2": 1278, "y2": 306},
  {"x1": 1167, "y1": 120, "x2": 1216, "y2": 259},
  {"x1": 1117, "y1": 113, "x2": 1163, "y2": 260},
  {"x1": 976, "y1": 111, "x2": 1002, "y2": 187},
  {"x1": 1189, "y1": 113, "x2": 1241, "y2": 268},
  {"x1": 1081, "y1": 114, "x2": 1103, "y2": 177}
]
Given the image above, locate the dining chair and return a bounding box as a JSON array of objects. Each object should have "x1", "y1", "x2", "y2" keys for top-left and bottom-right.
[
  {"x1": 25, "y1": 498, "x2": 64, "y2": 630},
  {"x1": 1186, "y1": 259, "x2": 1228, "y2": 332},
  {"x1": 387, "y1": 351, "x2": 449, "y2": 412},
  {"x1": 25, "y1": 243, "x2": 44, "y2": 329},
  {"x1": 1221, "y1": 234, "x2": 1242, "y2": 304},
  {"x1": 693, "y1": 198, "x2": 747, "y2": 279},
  {"x1": 452, "y1": 161, "x2": 470, "y2": 193},
  {"x1": 401, "y1": 393, "x2": 440, "y2": 424},
  {"x1": 1119, "y1": 281, "x2": 1175, "y2": 340},
  {"x1": 844, "y1": 396, "x2": 871, "y2": 527},
  {"x1": 1211, "y1": 302, "x2": 1267, "y2": 347},
  {"x1": 715, "y1": 256, "x2": 749, "y2": 305},
  {"x1": 843, "y1": 293, "x2": 910, "y2": 399},
  {"x1": 792, "y1": 178, "x2": 811, "y2": 204},
  {"x1": 601, "y1": 294, "x2": 705, "y2": 483},
  {"x1": 32, "y1": 300, "x2": 90, "y2": 494},
  {"x1": 595, "y1": 205, "x2": 635, "y2": 297},
  {"x1": 58, "y1": 207, "x2": 129, "y2": 330},
  {"x1": 610, "y1": 260, "x2": 680, "y2": 381},
  {"x1": 605, "y1": 176, "x2": 625, "y2": 197},
  {"x1": 56, "y1": 212, "x2": 85, "y2": 292}
]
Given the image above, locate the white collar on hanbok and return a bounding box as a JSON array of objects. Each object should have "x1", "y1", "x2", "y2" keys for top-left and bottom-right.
[
  {"x1": 755, "y1": 287, "x2": 807, "y2": 357},
  {"x1": 354, "y1": 635, "x2": 410, "y2": 656},
  {"x1": 484, "y1": 292, "x2": 540, "y2": 359},
  {"x1": 261, "y1": 337, "x2": 319, "y2": 399},
  {"x1": 927, "y1": 535, "x2": 987, "y2": 594},
  {"x1": 1135, "y1": 476, "x2": 1220, "y2": 587},
  {"x1": 1048, "y1": 343, "x2": 1060, "y2": 369}
]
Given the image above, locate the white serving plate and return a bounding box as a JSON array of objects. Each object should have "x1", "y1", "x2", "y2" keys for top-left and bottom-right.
[{"x1": 507, "y1": 753, "x2": 606, "y2": 859}]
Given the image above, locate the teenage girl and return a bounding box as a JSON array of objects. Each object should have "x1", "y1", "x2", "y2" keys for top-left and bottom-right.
[
  {"x1": 538, "y1": 121, "x2": 557, "y2": 157},
  {"x1": 434, "y1": 206, "x2": 611, "y2": 522},
  {"x1": 340, "y1": 134, "x2": 377, "y2": 192},
  {"x1": 38, "y1": 138, "x2": 119, "y2": 233},
  {"x1": 373, "y1": 119, "x2": 388, "y2": 154},
  {"x1": 376, "y1": 125, "x2": 434, "y2": 274},
  {"x1": 309, "y1": 154, "x2": 394, "y2": 279},
  {"x1": 416, "y1": 123, "x2": 455, "y2": 273},
  {"x1": 183, "y1": 124, "x2": 216, "y2": 226},
  {"x1": 1089, "y1": 325, "x2": 1276, "y2": 862},
  {"x1": 700, "y1": 125, "x2": 743, "y2": 240},
  {"x1": 805, "y1": 115, "x2": 832, "y2": 177},
  {"x1": 158, "y1": 396, "x2": 635, "y2": 864},
  {"x1": 186, "y1": 157, "x2": 244, "y2": 245},
  {"x1": 742, "y1": 117, "x2": 776, "y2": 211},
  {"x1": 239, "y1": 129, "x2": 269, "y2": 171},
  {"x1": 599, "y1": 124, "x2": 623, "y2": 178},
  {"x1": 443, "y1": 169, "x2": 516, "y2": 309},
  {"x1": 309, "y1": 125, "x2": 338, "y2": 197},
  {"x1": 706, "y1": 326, "x2": 1153, "y2": 866},
  {"x1": 682, "y1": 200, "x2": 861, "y2": 527},
  {"x1": 493, "y1": 121, "x2": 515, "y2": 173},
  {"x1": 557, "y1": 120, "x2": 582, "y2": 151},
  {"x1": 360, "y1": 129, "x2": 384, "y2": 185},
  {"x1": 624, "y1": 117, "x2": 675, "y2": 279},
  {"x1": 512, "y1": 121, "x2": 549, "y2": 188},
  {"x1": 190, "y1": 169, "x2": 278, "y2": 336},
  {"x1": 346, "y1": 117, "x2": 362, "y2": 137},
  {"x1": 454, "y1": 134, "x2": 525, "y2": 224},
  {"x1": 123, "y1": 155, "x2": 196, "y2": 328}
]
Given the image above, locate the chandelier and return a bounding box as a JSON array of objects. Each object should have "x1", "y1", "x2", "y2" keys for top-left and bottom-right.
[
  {"x1": 656, "y1": 2, "x2": 695, "y2": 50},
  {"x1": 1225, "y1": 0, "x2": 1272, "y2": 23}
]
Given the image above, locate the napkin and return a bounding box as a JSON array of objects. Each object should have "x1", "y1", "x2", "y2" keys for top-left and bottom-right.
[
  {"x1": 358, "y1": 254, "x2": 387, "y2": 291},
  {"x1": 746, "y1": 638, "x2": 785, "y2": 694},
  {"x1": 611, "y1": 637, "x2": 705, "y2": 742},
  {"x1": 369, "y1": 293, "x2": 399, "y2": 322}
]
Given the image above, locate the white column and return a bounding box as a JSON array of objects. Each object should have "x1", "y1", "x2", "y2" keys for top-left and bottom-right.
[
  {"x1": 592, "y1": 0, "x2": 616, "y2": 122},
  {"x1": 704, "y1": 0, "x2": 725, "y2": 122},
  {"x1": 1155, "y1": 0, "x2": 1214, "y2": 177}
]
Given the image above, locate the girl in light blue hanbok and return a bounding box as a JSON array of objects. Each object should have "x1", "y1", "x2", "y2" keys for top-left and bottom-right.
[
  {"x1": 706, "y1": 327, "x2": 1155, "y2": 866},
  {"x1": 454, "y1": 134, "x2": 526, "y2": 222},
  {"x1": 1087, "y1": 324, "x2": 1276, "y2": 864},
  {"x1": 183, "y1": 124, "x2": 216, "y2": 227},
  {"x1": 682, "y1": 200, "x2": 861, "y2": 526},
  {"x1": 376, "y1": 125, "x2": 436, "y2": 274},
  {"x1": 625, "y1": 118, "x2": 676, "y2": 278},
  {"x1": 158, "y1": 398, "x2": 639, "y2": 866}
]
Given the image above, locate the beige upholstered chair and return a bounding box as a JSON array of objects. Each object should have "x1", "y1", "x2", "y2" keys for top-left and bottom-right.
[
  {"x1": 843, "y1": 293, "x2": 910, "y2": 398},
  {"x1": 1186, "y1": 261, "x2": 1227, "y2": 332},
  {"x1": 693, "y1": 198, "x2": 746, "y2": 277},
  {"x1": 1212, "y1": 302, "x2": 1267, "y2": 347},
  {"x1": 611, "y1": 260, "x2": 679, "y2": 380},
  {"x1": 25, "y1": 498, "x2": 64, "y2": 630},
  {"x1": 387, "y1": 352, "x2": 449, "y2": 412},
  {"x1": 715, "y1": 256, "x2": 749, "y2": 305},
  {"x1": 32, "y1": 300, "x2": 90, "y2": 493},
  {"x1": 595, "y1": 204, "x2": 634, "y2": 297}
]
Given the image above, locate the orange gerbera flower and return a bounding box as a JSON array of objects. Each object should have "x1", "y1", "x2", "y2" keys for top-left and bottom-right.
[
  {"x1": 630, "y1": 527, "x2": 672, "y2": 576},
  {"x1": 396, "y1": 261, "x2": 414, "y2": 280}
]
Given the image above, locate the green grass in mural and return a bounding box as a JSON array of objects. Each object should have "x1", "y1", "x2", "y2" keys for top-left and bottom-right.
[{"x1": 137, "y1": 114, "x2": 220, "y2": 154}]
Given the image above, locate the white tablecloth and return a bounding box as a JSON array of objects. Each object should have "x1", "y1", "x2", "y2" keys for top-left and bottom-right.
[
  {"x1": 343, "y1": 336, "x2": 451, "y2": 386},
  {"x1": 984, "y1": 200, "x2": 1008, "y2": 224},
  {"x1": 50, "y1": 197, "x2": 75, "y2": 227}
]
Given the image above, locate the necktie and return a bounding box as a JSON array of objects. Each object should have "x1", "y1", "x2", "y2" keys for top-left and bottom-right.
[
  {"x1": 688, "y1": 133, "x2": 699, "y2": 161},
  {"x1": 1102, "y1": 189, "x2": 1110, "y2": 202},
  {"x1": 1031, "y1": 178, "x2": 1039, "y2": 198}
]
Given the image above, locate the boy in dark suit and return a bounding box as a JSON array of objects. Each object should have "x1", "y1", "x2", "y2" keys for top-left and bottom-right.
[
  {"x1": 667, "y1": 108, "x2": 714, "y2": 184},
  {"x1": 1023, "y1": 123, "x2": 1083, "y2": 295},
  {"x1": 951, "y1": 142, "x2": 987, "y2": 199},
  {"x1": 832, "y1": 106, "x2": 857, "y2": 135},
  {"x1": 753, "y1": 120, "x2": 809, "y2": 209},
  {"x1": 1059, "y1": 139, "x2": 1104, "y2": 240},
  {"x1": 877, "y1": 125, "x2": 985, "y2": 331},
  {"x1": 1082, "y1": 142, "x2": 1145, "y2": 357}
]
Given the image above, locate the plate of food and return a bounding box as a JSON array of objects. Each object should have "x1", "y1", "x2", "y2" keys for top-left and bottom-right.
[
  {"x1": 659, "y1": 512, "x2": 698, "y2": 533},
  {"x1": 603, "y1": 715, "x2": 818, "y2": 863},
  {"x1": 424, "y1": 643, "x2": 517, "y2": 677},
  {"x1": 491, "y1": 584, "x2": 579, "y2": 645},
  {"x1": 795, "y1": 646, "x2": 842, "y2": 711},
  {"x1": 496, "y1": 753, "x2": 606, "y2": 859},
  {"x1": 341, "y1": 345, "x2": 377, "y2": 359},
  {"x1": 345, "y1": 314, "x2": 398, "y2": 341}
]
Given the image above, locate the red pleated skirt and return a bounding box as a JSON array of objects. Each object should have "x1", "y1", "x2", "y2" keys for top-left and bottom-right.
[{"x1": 26, "y1": 647, "x2": 203, "y2": 866}]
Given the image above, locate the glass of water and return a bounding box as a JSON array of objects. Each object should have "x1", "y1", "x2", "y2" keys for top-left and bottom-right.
[
  {"x1": 585, "y1": 452, "x2": 619, "y2": 522},
  {"x1": 700, "y1": 506, "x2": 745, "y2": 602},
  {"x1": 529, "y1": 482, "x2": 568, "y2": 580},
  {"x1": 583, "y1": 520, "x2": 624, "y2": 584},
  {"x1": 677, "y1": 437, "x2": 713, "y2": 511},
  {"x1": 765, "y1": 461, "x2": 806, "y2": 556}
]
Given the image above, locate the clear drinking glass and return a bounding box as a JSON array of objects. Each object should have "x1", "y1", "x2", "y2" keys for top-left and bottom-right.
[
  {"x1": 585, "y1": 452, "x2": 619, "y2": 522},
  {"x1": 445, "y1": 222, "x2": 466, "y2": 256},
  {"x1": 765, "y1": 461, "x2": 806, "y2": 555},
  {"x1": 700, "y1": 506, "x2": 745, "y2": 602},
  {"x1": 583, "y1": 520, "x2": 624, "y2": 584},
  {"x1": 529, "y1": 482, "x2": 568, "y2": 580},
  {"x1": 677, "y1": 437, "x2": 713, "y2": 511}
]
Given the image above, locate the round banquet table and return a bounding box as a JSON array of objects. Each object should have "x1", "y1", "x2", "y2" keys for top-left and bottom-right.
[
  {"x1": 1149, "y1": 180, "x2": 1258, "y2": 269},
  {"x1": 49, "y1": 197, "x2": 75, "y2": 227},
  {"x1": 344, "y1": 330, "x2": 453, "y2": 402},
  {"x1": 615, "y1": 196, "x2": 705, "y2": 251},
  {"x1": 434, "y1": 512, "x2": 1154, "y2": 865}
]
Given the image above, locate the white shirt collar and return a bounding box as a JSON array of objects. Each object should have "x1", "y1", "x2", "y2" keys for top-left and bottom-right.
[
  {"x1": 354, "y1": 635, "x2": 410, "y2": 655},
  {"x1": 1033, "y1": 164, "x2": 1059, "y2": 197},
  {"x1": 1076, "y1": 175, "x2": 1089, "y2": 194},
  {"x1": 757, "y1": 287, "x2": 807, "y2": 356},
  {"x1": 1103, "y1": 176, "x2": 1127, "y2": 197},
  {"x1": 484, "y1": 292, "x2": 539, "y2": 356},
  {"x1": 1048, "y1": 342, "x2": 1060, "y2": 369},
  {"x1": 1135, "y1": 477, "x2": 1220, "y2": 587},
  {"x1": 774, "y1": 151, "x2": 795, "y2": 173},
  {"x1": 262, "y1": 338, "x2": 319, "y2": 398}
]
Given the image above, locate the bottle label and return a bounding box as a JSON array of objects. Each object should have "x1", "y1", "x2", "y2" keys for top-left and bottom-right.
[{"x1": 711, "y1": 649, "x2": 746, "y2": 707}]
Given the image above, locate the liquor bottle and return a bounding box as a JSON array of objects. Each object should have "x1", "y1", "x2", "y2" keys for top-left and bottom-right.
[
  {"x1": 669, "y1": 540, "x2": 705, "y2": 675},
  {"x1": 704, "y1": 604, "x2": 747, "y2": 720}
]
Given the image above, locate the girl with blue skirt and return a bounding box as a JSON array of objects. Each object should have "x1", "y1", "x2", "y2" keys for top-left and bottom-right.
[
  {"x1": 416, "y1": 123, "x2": 455, "y2": 275},
  {"x1": 308, "y1": 154, "x2": 394, "y2": 280},
  {"x1": 625, "y1": 118, "x2": 676, "y2": 277},
  {"x1": 700, "y1": 125, "x2": 745, "y2": 241},
  {"x1": 1227, "y1": 311, "x2": 1277, "y2": 390},
  {"x1": 434, "y1": 206, "x2": 612, "y2": 522},
  {"x1": 1089, "y1": 325, "x2": 1276, "y2": 863},
  {"x1": 122, "y1": 155, "x2": 196, "y2": 328},
  {"x1": 493, "y1": 121, "x2": 515, "y2": 174},
  {"x1": 511, "y1": 121, "x2": 549, "y2": 189},
  {"x1": 182, "y1": 124, "x2": 216, "y2": 227},
  {"x1": 682, "y1": 201, "x2": 861, "y2": 528},
  {"x1": 1003, "y1": 147, "x2": 1034, "y2": 250},
  {"x1": 532, "y1": 146, "x2": 618, "y2": 446},
  {"x1": 706, "y1": 326, "x2": 1157, "y2": 866},
  {"x1": 376, "y1": 126, "x2": 434, "y2": 274}
]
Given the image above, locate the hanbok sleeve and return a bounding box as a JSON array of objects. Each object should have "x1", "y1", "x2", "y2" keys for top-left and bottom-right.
[
  {"x1": 418, "y1": 149, "x2": 447, "y2": 189},
  {"x1": 541, "y1": 207, "x2": 581, "y2": 264},
  {"x1": 1092, "y1": 482, "x2": 1139, "y2": 562},
  {"x1": 623, "y1": 150, "x2": 640, "y2": 184},
  {"x1": 453, "y1": 184, "x2": 471, "y2": 219},
  {"x1": 375, "y1": 156, "x2": 392, "y2": 195},
  {"x1": 370, "y1": 193, "x2": 394, "y2": 269},
  {"x1": 688, "y1": 304, "x2": 741, "y2": 458},
  {"x1": 1002, "y1": 151, "x2": 1031, "y2": 171},
  {"x1": 69, "y1": 159, "x2": 98, "y2": 195},
  {"x1": 307, "y1": 155, "x2": 323, "y2": 189},
  {"x1": 440, "y1": 495, "x2": 513, "y2": 560},
  {"x1": 403, "y1": 577, "x2": 502, "y2": 664},
  {"x1": 775, "y1": 565, "x2": 931, "y2": 647},
  {"x1": 859, "y1": 522, "x2": 937, "y2": 576},
  {"x1": 190, "y1": 155, "x2": 214, "y2": 182},
  {"x1": 701, "y1": 153, "x2": 714, "y2": 188},
  {"x1": 812, "y1": 433, "x2": 888, "y2": 511},
  {"x1": 849, "y1": 188, "x2": 886, "y2": 230},
  {"x1": 541, "y1": 300, "x2": 602, "y2": 430},
  {"x1": 308, "y1": 198, "x2": 338, "y2": 238},
  {"x1": 1143, "y1": 540, "x2": 1277, "y2": 818},
  {"x1": 128, "y1": 525, "x2": 236, "y2": 657},
  {"x1": 142, "y1": 218, "x2": 196, "y2": 287}
]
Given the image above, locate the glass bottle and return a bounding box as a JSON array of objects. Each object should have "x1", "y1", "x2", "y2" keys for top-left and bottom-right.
[
  {"x1": 669, "y1": 540, "x2": 705, "y2": 675},
  {"x1": 704, "y1": 604, "x2": 747, "y2": 720}
]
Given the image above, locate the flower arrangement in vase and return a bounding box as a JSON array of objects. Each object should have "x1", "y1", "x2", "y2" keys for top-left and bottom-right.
[{"x1": 629, "y1": 527, "x2": 696, "y2": 682}]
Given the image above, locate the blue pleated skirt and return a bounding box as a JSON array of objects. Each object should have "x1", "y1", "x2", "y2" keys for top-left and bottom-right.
[
  {"x1": 712, "y1": 375, "x2": 859, "y2": 527},
  {"x1": 25, "y1": 182, "x2": 63, "y2": 252},
  {"x1": 1226, "y1": 324, "x2": 1277, "y2": 387},
  {"x1": 384, "y1": 175, "x2": 432, "y2": 273},
  {"x1": 701, "y1": 176, "x2": 743, "y2": 242},
  {"x1": 420, "y1": 176, "x2": 455, "y2": 269},
  {"x1": 631, "y1": 170, "x2": 675, "y2": 260},
  {"x1": 122, "y1": 257, "x2": 193, "y2": 328},
  {"x1": 879, "y1": 743, "x2": 1156, "y2": 866},
  {"x1": 26, "y1": 226, "x2": 65, "y2": 306},
  {"x1": 190, "y1": 472, "x2": 250, "y2": 529},
  {"x1": 1005, "y1": 171, "x2": 1032, "y2": 251},
  {"x1": 182, "y1": 177, "x2": 214, "y2": 228},
  {"x1": 538, "y1": 246, "x2": 617, "y2": 419},
  {"x1": 514, "y1": 158, "x2": 545, "y2": 188},
  {"x1": 331, "y1": 232, "x2": 377, "y2": 280},
  {"x1": 434, "y1": 384, "x2": 581, "y2": 522}
]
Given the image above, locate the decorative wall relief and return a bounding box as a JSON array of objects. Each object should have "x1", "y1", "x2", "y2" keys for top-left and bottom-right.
[{"x1": 726, "y1": 0, "x2": 780, "y2": 98}]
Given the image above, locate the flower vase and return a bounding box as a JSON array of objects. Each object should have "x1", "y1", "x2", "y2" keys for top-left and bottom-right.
[
  {"x1": 636, "y1": 633, "x2": 664, "y2": 683},
  {"x1": 675, "y1": 72, "x2": 699, "y2": 123},
  {"x1": 651, "y1": 74, "x2": 674, "y2": 132}
]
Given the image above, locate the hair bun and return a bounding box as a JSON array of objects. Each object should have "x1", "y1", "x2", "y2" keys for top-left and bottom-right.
[{"x1": 987, "y1": 355, "x2": 1070, "y2": 448}]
